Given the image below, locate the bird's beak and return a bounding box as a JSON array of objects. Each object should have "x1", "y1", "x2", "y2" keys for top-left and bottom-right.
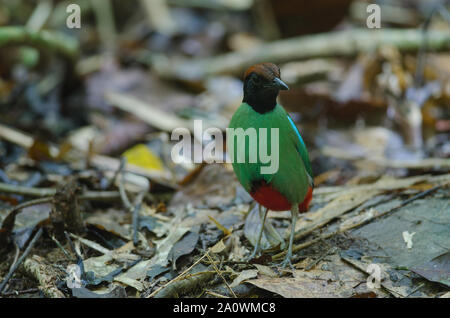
[{"x1": 273, "y1": 77, "x2": 289, "y2": 90}]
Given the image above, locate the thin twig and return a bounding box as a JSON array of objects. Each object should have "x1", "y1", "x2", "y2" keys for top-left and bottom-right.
[
  {"x1": 50, "y1": 235, "x2": 73, "y2": 261},
  {"x1": 206, "y1": 253, "x2": 237, "y2": 298},
  {"x1": 0, "y1": 183, "x2": 54, "y2": 197},
  {"x1": 147, "y1": 250, "x2": 210, "y2": 298},
  {"x1": 64, "y1": 231, "x2": 85, "y2": 277},
  {"x1": 132, "y1": 191, "x2": 145, "y2": 246},
  {"x1": 153, "y1": 269, "x2": 214, "y2": 298},
  {"x1": 0, "y1": 228, "x2": 43, "y2": 294},
  {"x1": 64, "y1": 231, "x2": 79, "y2": 258},
  {"x1": 8, "y1": 243, "x2": 20, "y2": 274},
  {"x1": 1, "y1": 288, "x2": 39, "y2": 297},
  {"x1": 205, "y1": 290, "x2": 230, "y2": 298},
  {"x1": 117, "y1": 159, "x2": 146, "y2": 245},
  {"x1": 272, "y1": 234, "x2": 333, "y2": 261},
  {"x1": 406, "y1": 283, "x2": 425, "y2": 298},
  {"x1": 0, "y1": 181, "x2": 120, "y2": 201},
  {"x1": 305, "y1": 247, "x2": 337, "y2": 271},
  {"x1": 119, "y1": 159, "x2": 133, "y2": 211},
  {"x1": 106, "y1": 155, "x2": 126, "y2": 189},
  {"x1": 79, "y1": 191, "x2": 120, "y2": 201}
]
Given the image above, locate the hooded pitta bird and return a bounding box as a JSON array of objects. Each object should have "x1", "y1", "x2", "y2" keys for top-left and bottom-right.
[{"x1": 227, "y1": 63, "x2": 314, "y2": 268}]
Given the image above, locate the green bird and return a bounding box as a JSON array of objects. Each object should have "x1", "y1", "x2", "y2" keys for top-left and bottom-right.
[{"x1": 227, "y1": 63, "x2": 314, "y2": 268}]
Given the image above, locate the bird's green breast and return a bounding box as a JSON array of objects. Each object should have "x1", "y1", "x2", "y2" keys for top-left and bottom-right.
[{"x1": 227, "y1": 103, "x2": 311, "y2": 204}]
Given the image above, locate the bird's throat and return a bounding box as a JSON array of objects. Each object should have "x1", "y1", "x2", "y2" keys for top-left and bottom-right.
[{"x1": 243, "y1": 91, "x2": 278, "y2": 114}]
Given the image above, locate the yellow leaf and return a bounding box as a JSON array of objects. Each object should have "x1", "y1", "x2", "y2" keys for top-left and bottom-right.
[
  {"x1": 122, "y1": 144, "x2": 164, "y2": 171},
  {"x1": 208, "y1": 215, "x2": 232, "y2": 236}
]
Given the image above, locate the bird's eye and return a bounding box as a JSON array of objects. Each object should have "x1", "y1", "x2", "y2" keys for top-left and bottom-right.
[{"x1": 252, "y1": 76, "x2": 262, "y2": 85}]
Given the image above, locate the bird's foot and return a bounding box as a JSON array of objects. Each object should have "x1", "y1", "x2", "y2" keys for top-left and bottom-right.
[
  {"x1": 246, "y1": 246, "x2": 260, "y2": 262},
  {"x1": 276, "y1": 254, "x2": 295, "y2": 270}
]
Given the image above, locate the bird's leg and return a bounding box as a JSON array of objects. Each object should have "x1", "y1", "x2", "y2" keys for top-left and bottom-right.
[
  {"x1": 248, "y1": 205, "x2": 269, "y2": 260},
  {"x1": 278, "y1": 203, "x2": 298, "y2": 269}
]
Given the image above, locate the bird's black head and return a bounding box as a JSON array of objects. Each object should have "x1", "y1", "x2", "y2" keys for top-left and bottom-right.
[{"x1": 243, "y1": 63, "x2": 289, "y2": 114}]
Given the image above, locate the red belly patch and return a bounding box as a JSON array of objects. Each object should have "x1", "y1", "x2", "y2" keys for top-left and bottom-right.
[{"x1": 250, "y1": 182, "x2": 313, "y2": 212}]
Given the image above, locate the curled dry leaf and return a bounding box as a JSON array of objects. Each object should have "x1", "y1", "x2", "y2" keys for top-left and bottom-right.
[
  {"x1": 244, "y1": 204, "x2": 284, "y2": 251},
  {"x1": 229, "y1": 269, "x2": 258, "y2": 288}
]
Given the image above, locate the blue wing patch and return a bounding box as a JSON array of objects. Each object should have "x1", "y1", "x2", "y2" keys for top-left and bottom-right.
[
  {"x1": 287, "y1": 116, "x2": 306, "y2": 149},
  {"x1": 286, "y1": 115, "x2": 314, "y2": 184}
]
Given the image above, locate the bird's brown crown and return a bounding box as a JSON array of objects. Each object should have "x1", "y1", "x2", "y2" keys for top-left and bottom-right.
[{"x1": 244, "y1": 63, "x2": 281, "y2": 81}]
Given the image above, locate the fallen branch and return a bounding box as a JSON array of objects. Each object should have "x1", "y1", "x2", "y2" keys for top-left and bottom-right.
[
  {"x1": 1, "y1": 288, "x2": 39, "y2": 297},
  {"x1": 167, "y1": 0, "x2": 253, "y2": 10},
  {"x1": 0, "y1": 26, "x2": 79, "y2": 60},
  {"x1": 105, "y1": 92, "x2": 197, "y2": 132},
  {"x1": 0, "y1": 183, "x2": 54, "y2": 197},
  {"x1": 153, "y1": 28, "x2": 450, "y2": 80},
  {"x1": 152, "y1": 266, "x2": 214, "y2": 298},
  {"x1": 0, "y1": 182, "x2": 120, "y2": 200},
  {"x1": 22, "y1": 254, "x2": 66, "y2": 298}
]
